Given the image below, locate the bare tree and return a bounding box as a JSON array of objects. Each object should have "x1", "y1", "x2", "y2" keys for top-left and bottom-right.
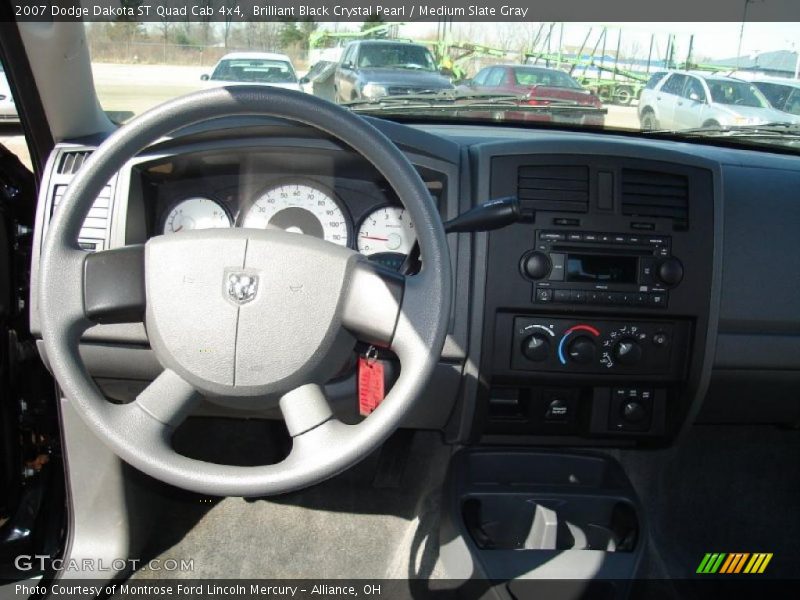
[
  {"x1": 222, "y1": 0, "x2": 237, "y2": 49},
  {"x1": 156, "y1": 18, "x2": 172, "y2": 62}
]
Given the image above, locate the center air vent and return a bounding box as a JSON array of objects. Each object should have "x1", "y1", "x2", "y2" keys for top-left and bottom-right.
[
  {"x1": 57, "y1": 151, "x2": 92, "y2": 175},
  {"x1": 517, "y1": 165, "x2": 590, "y2": 213},
  {"x1": 621, "y1": 168, "x2": 689, "y2": 229}
]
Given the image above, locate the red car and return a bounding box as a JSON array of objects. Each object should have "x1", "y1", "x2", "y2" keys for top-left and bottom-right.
[{"x1": 459, "y1": 64, "x2": 605, "y2": 126}]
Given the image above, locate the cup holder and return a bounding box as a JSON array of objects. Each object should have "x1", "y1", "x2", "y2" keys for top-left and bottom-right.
[{"x1": 462, "y1": 496, "x2": 638, "y2": 552}]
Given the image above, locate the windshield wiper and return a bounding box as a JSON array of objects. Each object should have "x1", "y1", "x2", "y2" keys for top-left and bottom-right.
[
  {"x1": 644, "y1": 122, "x2": 800, "y2": 138},
  {"x1": 344, "y1": 92, "x2": 521, "y2": 107},
  {"x1": 343, "y1": 92, "x2": 607, "y2": 114}
]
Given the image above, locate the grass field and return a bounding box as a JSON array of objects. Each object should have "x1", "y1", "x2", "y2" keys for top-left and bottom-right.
[{"x1": 1, "y1": 63, "x2": 641, "y2": 170}]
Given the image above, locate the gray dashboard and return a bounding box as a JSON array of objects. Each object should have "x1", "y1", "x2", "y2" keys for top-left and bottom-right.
[{"x1": 30, "y1": 117, "x2": 800, "y2": 440}]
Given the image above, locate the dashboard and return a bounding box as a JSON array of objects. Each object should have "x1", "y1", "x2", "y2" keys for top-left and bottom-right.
[{"x1": 29, "y1": 116, "x2": 800, "y2": 445}]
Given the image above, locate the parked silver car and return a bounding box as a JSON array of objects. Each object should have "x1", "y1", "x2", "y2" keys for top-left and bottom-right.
[{"x1": 638, "y1": 70, "x2": 796, "y2": 130}]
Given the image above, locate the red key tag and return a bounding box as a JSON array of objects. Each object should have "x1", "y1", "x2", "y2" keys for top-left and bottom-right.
[{"x1": 358, "y1": 347, "x2": 384, "y2": 416}]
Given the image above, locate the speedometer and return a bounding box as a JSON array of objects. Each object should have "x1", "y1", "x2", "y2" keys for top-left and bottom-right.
[
  {"x1": 357, "y1": 206, "x2": 416, "y2": 256},
  {"x1": 162, "y1": 197, "x2": 231, "y2": 234},
  {"x1": 241, "y1": 181, "x2": 349, "y2": 247}
]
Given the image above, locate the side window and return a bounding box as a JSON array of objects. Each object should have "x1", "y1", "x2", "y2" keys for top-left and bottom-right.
[
  {"x1": 645, "y1": 72, "x2": 667, "y2": 90},
  {"x1": 661, "y1": 74, "x2": 688, "y2": 96},
  {"x1": 683, "y1": 77, "x2": 706, "y2": 102},
  {"x1": 472, "y1": 68, "x2": 490, "y2": 86},
  {"x1": 0, "y1": 59, "x2": 28, "y2": 169},
  {"x1": 485, "y1": 68, "x2": 505, "y2": 87},
  {"x1": 342, "y1": 45, "x2": 356, "y2": 67}
]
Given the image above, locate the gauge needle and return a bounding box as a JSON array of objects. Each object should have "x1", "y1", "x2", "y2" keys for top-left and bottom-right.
[
  {"x1": 174, "y1": 225, "x2": 183, "y2": 232},
  {"x1": 360, "y1": 235, "x2": 389, "y2": 241}
]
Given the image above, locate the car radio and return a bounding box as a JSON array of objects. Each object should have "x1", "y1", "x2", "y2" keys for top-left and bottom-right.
[{"x1": 520, "y1": 230, "x2": 684, "y2": 309}]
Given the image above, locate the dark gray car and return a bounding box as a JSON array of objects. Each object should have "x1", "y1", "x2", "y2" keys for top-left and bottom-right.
[{"x1": 334, "y1": 40, "x2": 454, "y2": 103}]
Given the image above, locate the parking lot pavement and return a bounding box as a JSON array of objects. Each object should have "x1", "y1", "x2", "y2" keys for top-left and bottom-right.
[{"x1": 606, "y1": 105, "x2": 640, "y2": 130}]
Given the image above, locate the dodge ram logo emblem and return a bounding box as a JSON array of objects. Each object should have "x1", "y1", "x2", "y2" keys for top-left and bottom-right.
[{"x1": 225, "y1": 271, "x2": 258, "y2": 305}]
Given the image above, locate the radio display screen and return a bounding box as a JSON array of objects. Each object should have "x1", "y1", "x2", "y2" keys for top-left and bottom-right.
[{"x1": 566, "y1": 254, "x2": 638, "y2": 284}]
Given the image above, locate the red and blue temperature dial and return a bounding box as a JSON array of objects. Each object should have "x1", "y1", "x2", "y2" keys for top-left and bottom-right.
[{"x1": 557, "y1": 324, "x2": 601, "y2": 365}]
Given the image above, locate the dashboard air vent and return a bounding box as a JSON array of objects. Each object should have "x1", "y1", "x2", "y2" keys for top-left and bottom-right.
[
  {"x1": 57, "y1": 151, "x2": 91, "y2": 175},
  {"x1": 621, "y1": 168, "x2": 689, "y2": 229},
  {"x1": 517, "y1": 165, "x2": 590, "y2": 213},
  {"x1": 51, "y1": 184, "x2": 111, "y2": 251}
]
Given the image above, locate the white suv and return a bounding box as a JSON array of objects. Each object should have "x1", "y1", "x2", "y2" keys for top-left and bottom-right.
[{"x1": 638, "y1": 70, "x2": 796, "y2": 130}]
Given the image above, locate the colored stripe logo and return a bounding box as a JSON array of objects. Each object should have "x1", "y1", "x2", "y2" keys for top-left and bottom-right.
[{"x1": 697, "y1": 553, "x2": 773, "y2": 574}]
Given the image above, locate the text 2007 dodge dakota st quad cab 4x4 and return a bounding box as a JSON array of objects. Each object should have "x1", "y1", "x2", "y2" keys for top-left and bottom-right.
[{"x1": 0, "y1": 3, "x2": 799, "y2": 599}]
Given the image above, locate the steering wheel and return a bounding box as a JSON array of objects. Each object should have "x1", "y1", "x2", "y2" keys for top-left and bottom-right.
[{"x1": 38, "y1": 87, "x2": 451, "y2": 497}]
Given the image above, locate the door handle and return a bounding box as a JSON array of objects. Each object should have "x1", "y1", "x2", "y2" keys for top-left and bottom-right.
[{"x1": 677, "y1": 101, "x2": 684, "y2": 106}]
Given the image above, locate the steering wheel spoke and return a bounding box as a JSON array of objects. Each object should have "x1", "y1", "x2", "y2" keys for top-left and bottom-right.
[
  {"x1": 83, "y1": 245, "x2": 146, "y2": 324},
  {"x1": 134, "y1": 368, "x2": 201, "y2": 428},
  {"x1": 279, "y1": 383, "x2": 335, "y2": 437},
  {"x1": 341, "y1": 260, "x2": 404, "y2": 346}
]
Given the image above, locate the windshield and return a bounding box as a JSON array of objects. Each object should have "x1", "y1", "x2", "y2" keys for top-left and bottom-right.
[
  {"x1": 356, "y1": 44, "x2": 437, "y2": 71},
  {"x1": 754, "y1": 82, "x2": 800, "y2": 115},
  {"x1": 81, "y1": 20, "x2": 800, "y2": 150},
  {"x1": 210, "y1": 59, "x2": 296, "y2": 84},
  {"x1": 706, "y1": 79, "x2": 768, "y2": 108}
]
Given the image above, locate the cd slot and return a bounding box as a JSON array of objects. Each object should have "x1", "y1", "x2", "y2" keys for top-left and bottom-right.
[{"x1": 551, "y1": 244, "x2": 653, "y2": 257}]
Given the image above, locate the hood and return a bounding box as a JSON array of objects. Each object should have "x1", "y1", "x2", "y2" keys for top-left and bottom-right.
[
  {"x1": 205, "y1": 80, "x2": 301, "y2": 92},
  {"x1": 356, "y1": 68, "x2": 453, "y2": 88},
  {"x1": 713, "y1": 103, "x2": 795, "y2": 124}
]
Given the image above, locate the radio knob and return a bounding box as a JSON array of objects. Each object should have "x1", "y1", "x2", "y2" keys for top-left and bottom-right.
[
  {"x1": 657, "y1": 257, "x2": 684, "y2": 286},
  {"x1": 521, "y1": 333, "x2": 550, "y2": 361},
  {"x1": 522, "y1": 252, "x2": 551, "y2": 280},
  {"x1": 613, "y1": 338, "x2": 643, "y2": 366},
  {"x1": 567, "y1": 336, "x2": 596, "y2": 364}
]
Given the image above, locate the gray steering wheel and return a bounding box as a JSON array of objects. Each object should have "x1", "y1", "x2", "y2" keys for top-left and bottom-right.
[{"x1": 38, "y1": 87, "x2": 451, "y2": 496}]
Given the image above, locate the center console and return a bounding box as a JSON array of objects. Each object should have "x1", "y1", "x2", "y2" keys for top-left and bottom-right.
[{"x1": 475, "y1": 153, "x2": 715, "y2": 444}]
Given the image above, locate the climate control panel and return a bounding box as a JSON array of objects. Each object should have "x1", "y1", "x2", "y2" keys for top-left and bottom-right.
[{"x1": 510, "y1": 316, "x2": 689, "y2": 376}]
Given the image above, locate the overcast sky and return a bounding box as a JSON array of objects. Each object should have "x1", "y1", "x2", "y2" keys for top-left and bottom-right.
[{"x1": 388, "y1": 22, "x2": 800, "y2": 61}]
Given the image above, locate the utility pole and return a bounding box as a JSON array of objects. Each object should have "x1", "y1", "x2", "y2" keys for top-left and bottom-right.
[{"x1": 737, "y1": 0, "x2": 761, "y2": 69}]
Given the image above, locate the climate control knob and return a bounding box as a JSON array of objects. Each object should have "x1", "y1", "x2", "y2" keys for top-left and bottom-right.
[
  {"x1": 567, "y1": 336, "x2": 596, "y2": 364},
  {"x1": 521, "y1": 333, "x2": 551, "y2": 361},
  {"x1": 613, "y1": 338, "x2": 643, "y2": 365},
  {"x1": 521, "y1": 251, "x2": 551, "y2": 280}
]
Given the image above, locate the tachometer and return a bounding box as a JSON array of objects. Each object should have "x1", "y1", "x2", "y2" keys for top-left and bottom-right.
[
  {"x1": 357, "y1": 206, "x2": 416, "y2": 256},
  {"x1": 162, "y1": 197, "x2": 231, "y2": 234},
  {"x1": 241, "y1": 181, "x2": 349, "y2": 246}
]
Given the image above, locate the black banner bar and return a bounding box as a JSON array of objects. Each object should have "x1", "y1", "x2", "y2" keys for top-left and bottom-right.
[
  {"x1": 7, "y1": 0, "x2": 800, "y2": 22},
  {"x1": 4, "y1": 578, "x2": 800, "y2": 600}
]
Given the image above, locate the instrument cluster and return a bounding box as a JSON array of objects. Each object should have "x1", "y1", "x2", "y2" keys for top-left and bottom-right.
[{"x1": 154, "y1": 175, "x2": 426, "y2": 271}]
